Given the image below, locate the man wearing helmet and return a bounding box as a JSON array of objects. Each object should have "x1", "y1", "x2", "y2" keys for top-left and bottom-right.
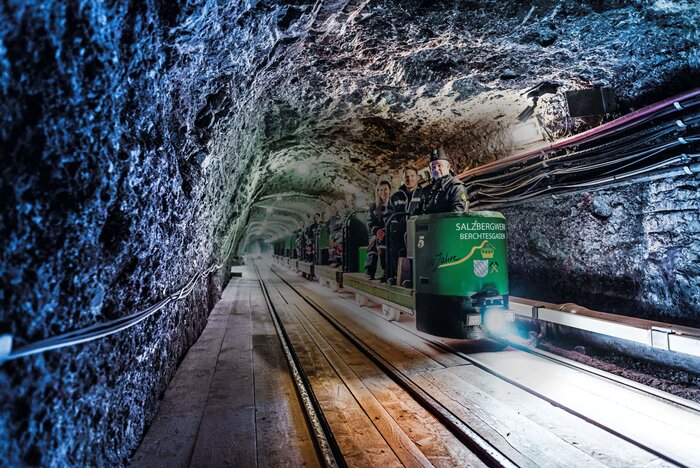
[{"x1": 420, "y1": 148, "x2": 468, "y2": 214}]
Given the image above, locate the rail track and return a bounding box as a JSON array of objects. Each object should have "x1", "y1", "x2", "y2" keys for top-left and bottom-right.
[{"x1": 256, "y1": 259, "x2": 700, "y2": 467}]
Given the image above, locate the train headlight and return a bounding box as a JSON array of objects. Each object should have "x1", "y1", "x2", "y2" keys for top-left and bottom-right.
[{"x1": 484, "y1": 310, "x2": 515, "y2": 332}]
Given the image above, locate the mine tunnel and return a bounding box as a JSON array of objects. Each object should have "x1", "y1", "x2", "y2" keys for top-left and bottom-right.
[{"x1": 1, "y1": 1, "x2": 700, "y2": 466}]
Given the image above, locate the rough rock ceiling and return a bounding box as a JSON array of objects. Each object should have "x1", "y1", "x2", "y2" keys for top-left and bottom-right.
[{"x1": 222, "y1": 0, "x2": 700, "y2": 247}]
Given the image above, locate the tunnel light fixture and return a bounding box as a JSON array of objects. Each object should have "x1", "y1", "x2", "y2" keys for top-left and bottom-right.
[{"x1": 512, "y1": 121, "x2": 544, "y2": 147}]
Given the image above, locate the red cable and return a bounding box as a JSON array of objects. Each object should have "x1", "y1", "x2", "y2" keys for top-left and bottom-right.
[{"x1": 457, "y1": 87, "x2": 700, "y2": 180}]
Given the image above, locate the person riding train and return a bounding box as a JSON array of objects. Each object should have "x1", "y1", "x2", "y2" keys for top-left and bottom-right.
[
  {"x1": 305, "y1": 212, "x2": 322, "y2": 263},
  {"x1": 328, "y1": 200, "x2": 346, "y2": 267},
  {"x1": 385, "y1": 167, "x2": 424, "y2": 286},
  {"x1": 390, "y1": 148, "x2": 468, "y2": 288},
  {"x1": 365, "y1": 180, "x2": 391, "y2": 281},
  {"x1": 420, "y1": 147, "x2": 468, "y2": 214}
]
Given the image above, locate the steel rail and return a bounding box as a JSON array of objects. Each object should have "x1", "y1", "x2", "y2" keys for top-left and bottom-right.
[
  {"x1": 276, "y1": 260, "x2": 696, "y2": 466},
  {"x1": 264, "y1": 262, "x2": 517, "y2": 468},
  {"x1": 252, "y1": 262, "x2": 343, "y2": 468}
]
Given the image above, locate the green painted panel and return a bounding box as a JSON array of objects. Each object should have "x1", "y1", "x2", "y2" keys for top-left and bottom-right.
[
  {"x1": 413, "y1": 211, "x2": 509, "y2": 297},
  {"x1": 317, "y1": 224, "x2": 330, "y2": 249},
  {"x1": 357, "y1": 246, "x2": 383, "y2": 277},
  {"x1": 358, "y1": 247, "x2": 367, "y2": 274},
  {"x1": 343, "y1": 273, "x2": 415, "y2": 310},
  {"x1": 315, "y1": 265, "x2": 342, "y2": 284}
]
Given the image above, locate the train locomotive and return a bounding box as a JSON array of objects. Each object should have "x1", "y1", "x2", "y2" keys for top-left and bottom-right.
[
  {"x1": 410, "y1": 211, "x2": 511, "y2": 339},
  {"x1": 273, "y1": 210, "x2": 513, "y2": 339}
]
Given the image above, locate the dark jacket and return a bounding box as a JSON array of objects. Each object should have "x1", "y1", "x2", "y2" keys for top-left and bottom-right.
[
  {"x1": 386, "y1": 185, "x2": 423, "y2": 222},
  {"x1": 304, "y1": 222, "x2": 318, "y2": 246},
  {"x1": 367, "y1": 202, "x2": 388, "y2": 235},
  {"x1": 420, "y1": 174, "x2": 468, "y2": 214},
  {"x1": 328, "y1": 214, "x2": 342, "y2": 240}
]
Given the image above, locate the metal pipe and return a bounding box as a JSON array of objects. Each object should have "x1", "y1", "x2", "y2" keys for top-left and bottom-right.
[{"x1": 508, "y1": 297, "x2": 700, "y2": 373}]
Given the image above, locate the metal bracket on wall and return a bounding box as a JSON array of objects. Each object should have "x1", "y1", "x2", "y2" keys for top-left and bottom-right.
[{"x1": 650, "y1": 326, "x2": 673, "y2": 351}]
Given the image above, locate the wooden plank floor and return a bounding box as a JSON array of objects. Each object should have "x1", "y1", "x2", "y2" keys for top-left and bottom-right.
[
  {"x1": 130, "y1": 270, "x2": 318, "y2": 468},
  {"x1": 263, "y1": 266, "x2": 485, "y2": 467},
  {"x1": 270, "y1": 262, "x2": 682, "y2": 467},
  {"x1": 132, "y1": 260, "x2": 695, "y2": 467}
]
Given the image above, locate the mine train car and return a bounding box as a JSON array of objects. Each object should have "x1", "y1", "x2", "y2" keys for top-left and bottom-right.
[{"x1": 272, "y1": 211, "x2": 514, "y2": 339}]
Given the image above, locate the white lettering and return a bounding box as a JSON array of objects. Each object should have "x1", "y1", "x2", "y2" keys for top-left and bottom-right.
[
  {"x1": 459, "y1": 232, "x2": 506, "y2": 240},
  {"x1": 455, "y1": 221, "x2": 506, "y2": 232}
]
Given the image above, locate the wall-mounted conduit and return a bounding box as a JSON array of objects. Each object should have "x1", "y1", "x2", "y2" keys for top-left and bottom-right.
[
  {"x1": 0, "y1": 262, "x2": 224, "y2": 363},
  {"x1": 460, "y1": 88, "x2": 700, "y2": 208}
]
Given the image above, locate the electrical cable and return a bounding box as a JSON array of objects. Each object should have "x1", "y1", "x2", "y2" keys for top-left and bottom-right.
[
  {"x1": 458, "y1": 88, "x2": 700, "y2": 180},
  {"x1": 463, "y1": 88, "x2": 700, "y2": 207},
  {"x1": 2, "y1": 261, "x2": 226, "y2": 362}
]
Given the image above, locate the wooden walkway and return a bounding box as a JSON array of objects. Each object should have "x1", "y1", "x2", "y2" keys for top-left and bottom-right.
[
  {"x1": 131, "y1": 261, "x2": 699, "y2": 467},
  {"x1": 130, "y1": 270, "x2": 318, "y2": 468}
]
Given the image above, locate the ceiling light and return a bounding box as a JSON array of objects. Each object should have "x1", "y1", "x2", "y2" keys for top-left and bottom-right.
[{"x1": 512, "y1": 121, "x2": 544, "y2": 147}]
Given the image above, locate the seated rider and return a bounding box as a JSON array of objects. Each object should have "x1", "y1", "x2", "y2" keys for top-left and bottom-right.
[
  {"x1": 420, "y1": 148, "x2": 468, "y2": 214},
  {"x1": 339, "y1": 192, "x2": 365, "y2": 273},
  {"x1": 365, "y1": 181, "x2": 391, "y2": 281},
  {"x1": 328, "y1": 200, "x2": 344, "y2": 267},
  {"x1": 393, "y1": 148, "x2": 467, "y2": 288},
  {"x1": 305, "y1": 213, "x2": 321, "y2": 263},
  {"x1": 385, "y1": 167, "x2": 423, "y2": 285},
  {"x1": 295, "y1": 228, "x2": 304, "y2": 259}
]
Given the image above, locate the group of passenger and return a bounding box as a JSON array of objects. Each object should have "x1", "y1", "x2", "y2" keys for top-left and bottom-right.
[
  {"x1": 295, "y1": 212, "x2": 322, "y2": 264},
  {"x1": 296, "y1": 193, "x2": 359, "y2": 265},
  {"x1": 296, "y1": 147, "x2": 468, "y2": 288},
  {"x1": 365, "y1": 148, "x2": 468, "y2": 285}
]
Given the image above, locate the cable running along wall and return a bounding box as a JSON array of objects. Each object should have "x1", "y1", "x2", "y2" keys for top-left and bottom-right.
[{"x1": 460, "y1": 88, "x2": 700, "y2": 208}]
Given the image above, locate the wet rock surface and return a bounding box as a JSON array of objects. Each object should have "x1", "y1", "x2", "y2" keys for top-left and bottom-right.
[{"x1": 0, "y1": 0, "x2": 698, "y2": 465}]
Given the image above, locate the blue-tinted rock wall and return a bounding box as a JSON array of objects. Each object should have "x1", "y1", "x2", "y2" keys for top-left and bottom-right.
[{"x1": 0, "y1": 1, "x2": 264, "y2": 465}]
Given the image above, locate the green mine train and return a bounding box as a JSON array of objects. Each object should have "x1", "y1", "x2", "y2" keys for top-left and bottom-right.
[
  {"x1": 409, "y1": 211, "x2": 510, "y2": 339},
  {"x1": 272, "y1": 210, "x2": 512, "y2": 339}
]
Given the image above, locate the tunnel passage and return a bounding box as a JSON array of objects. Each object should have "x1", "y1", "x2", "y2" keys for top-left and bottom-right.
[{"x1": 1, "y1": 0, "x2": 699, "y2": 465}]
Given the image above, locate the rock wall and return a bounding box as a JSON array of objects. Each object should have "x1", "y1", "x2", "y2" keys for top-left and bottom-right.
[
  {"x1": 503, "y1": 175, "x2": 700, "y2": 326},
  {"x1": 0, "y1": 1, "x2": 263, "y2": 465}
]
